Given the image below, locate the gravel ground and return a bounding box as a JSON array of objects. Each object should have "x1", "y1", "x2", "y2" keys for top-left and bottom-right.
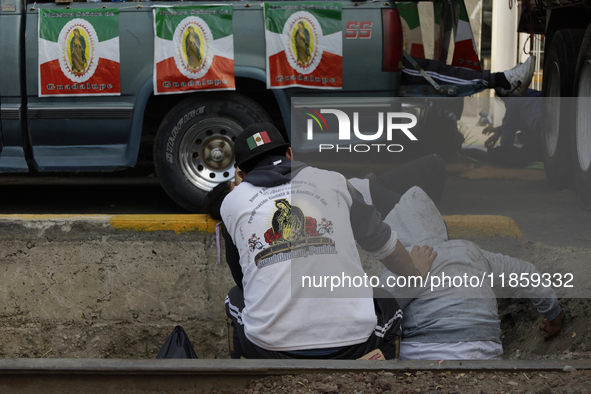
[
  {"x1": 225, "y1": 237, "x2": 591, "y2": 394},
  {"x1": 232, "y1": 369, "x2": 591, "y2": 394}
]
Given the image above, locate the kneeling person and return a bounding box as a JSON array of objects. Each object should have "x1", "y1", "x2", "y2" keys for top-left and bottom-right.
[{"x1": 221, "y1": 123, "x2": 435, "y2": 359}]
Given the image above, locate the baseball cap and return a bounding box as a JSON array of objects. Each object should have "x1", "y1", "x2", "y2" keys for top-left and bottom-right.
[{"x1": 234, "y1": 122, "x2": 290, "y2": 170}]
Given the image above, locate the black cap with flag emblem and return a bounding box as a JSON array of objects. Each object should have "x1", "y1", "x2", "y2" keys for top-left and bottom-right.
[{"x1": 234, "y1": 122, "x2": 290, "y2": 170}]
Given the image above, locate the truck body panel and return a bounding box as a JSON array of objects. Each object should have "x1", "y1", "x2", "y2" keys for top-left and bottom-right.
[{"x1": 1, "y1": 1, "x2": 401, "y2": 173}]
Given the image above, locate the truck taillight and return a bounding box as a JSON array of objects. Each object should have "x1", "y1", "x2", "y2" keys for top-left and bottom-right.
[{"x1": 382, "y1": 8, "x2": 403, "y2": 72}]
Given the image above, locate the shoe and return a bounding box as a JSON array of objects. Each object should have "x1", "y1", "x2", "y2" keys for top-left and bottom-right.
[{"x1": 496, "y1": 56, "x2": 535, "y2": 97}]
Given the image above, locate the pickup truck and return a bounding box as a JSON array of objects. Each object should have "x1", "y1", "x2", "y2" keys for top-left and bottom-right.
[
  {"x1": 0, "y1": 0, "x2": 473, "y2": 212},
  {"x1": 526, "y1": 0, "x2": 591, "y2": 209}
]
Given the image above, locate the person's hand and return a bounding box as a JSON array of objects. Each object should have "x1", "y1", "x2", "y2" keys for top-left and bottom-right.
[
  {"x1": 485, "y1": 132, "x2": 501, "y2": 148},
  {"x1": 410, "y1": 245, "x2": 437, "y2": 278},
  {"x1": 483, "y1": 126, "x2": 501, "y2": 148},
  {"x1": 539, "y1": 311, "x2": 564, "y2": 341}
]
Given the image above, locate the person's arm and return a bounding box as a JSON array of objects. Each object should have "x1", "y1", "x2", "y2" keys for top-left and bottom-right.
[
  {"x1": 221, "y1": 222, "x2": 244, "y2": 289},
  {"x1": 482, "y1": 249, "x2": 563, "y2": 340},
  {"x1": 203, "y1": 181, "x2": 233, "y2": 220},
  {"x1": 346, "y1": 181, "x2": 435, "y2": 278}
]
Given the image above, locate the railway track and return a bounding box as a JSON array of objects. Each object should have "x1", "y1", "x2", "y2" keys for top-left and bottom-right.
[{"x1": 0, "y1": 359, "x2": 589, "y2": 393}]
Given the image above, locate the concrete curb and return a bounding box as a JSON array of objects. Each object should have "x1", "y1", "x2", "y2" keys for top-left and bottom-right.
[
  {"x1": 109, "y1": 214, "x2": 219, "y2": 234},
  {"x1": 443, "y1": 215, "x2": 524, "y2": 240},
  {"x1": 0, "y1": 214, "x2": 523, "y2": 239},
  {"x1": 0, "y1": 214, "x2": 218, "y2": 235}
]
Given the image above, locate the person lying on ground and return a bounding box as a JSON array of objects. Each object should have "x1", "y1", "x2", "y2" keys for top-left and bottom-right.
[
  {"x1": 403, "y1": 56, "x2": 536, "y2": 97},
  {"x1": 220, "y1": 123, "x2": 436, "y2": 360},
  {"x1": 377, "y1": 186, "x2": 563, "y2": 360}
]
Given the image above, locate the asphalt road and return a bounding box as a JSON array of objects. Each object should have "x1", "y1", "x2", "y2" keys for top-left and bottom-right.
[
  {"x1": 1, "y1": 168, "x2": 590, "y2": 249},
  {"x1": 0, "y1": 175, "x2": 186, "y2": 215}
]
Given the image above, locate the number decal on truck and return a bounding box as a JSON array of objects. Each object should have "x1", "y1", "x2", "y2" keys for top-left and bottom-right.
[{"x1": 345, "y1": 21, "x2": 372, "y2": 39}]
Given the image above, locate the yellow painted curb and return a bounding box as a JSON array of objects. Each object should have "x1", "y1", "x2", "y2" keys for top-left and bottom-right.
[
  {"x1": 110, "y1": 214, "x2": 523, "y2": 239},
  {"x1": 109, "y1": 215, "x2": 219, "y2": 234},
  {"x1": 442, "y1": 215, "x2": 524, "y2": 240},
  {"x1": 0, "y1": 214, "x2": 523, "y2": 240}
]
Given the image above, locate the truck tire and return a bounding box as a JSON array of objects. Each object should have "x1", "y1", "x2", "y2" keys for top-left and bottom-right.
[
  {"x1": 541, "y1": 29, "x2": 585, "y2": 189},
  {"x1": 153, "y1": 93, "x2": 272, "y2": 212},
  {"x1": 573, "y1": 26, "x2": 591, "y2": 210}
]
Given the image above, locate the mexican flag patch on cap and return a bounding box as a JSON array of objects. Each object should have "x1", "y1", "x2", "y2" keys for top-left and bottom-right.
[{"x1": 247, "y1": 132, "x2": 271, "y2": 150}]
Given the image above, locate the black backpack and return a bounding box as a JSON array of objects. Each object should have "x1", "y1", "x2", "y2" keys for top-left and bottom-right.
[{"x1": 156, "y1": 325, "x2": 198, "y2": 359}]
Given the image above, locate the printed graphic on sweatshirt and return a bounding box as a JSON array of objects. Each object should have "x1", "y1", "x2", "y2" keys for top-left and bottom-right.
[
  {"x1": 253, "y1": 198, "x2": 338, "y2": 269},
  {"x1": 248, "y1": 234, "x2": 264, "y2": 252},
  {"x1": 38, "y1": 9, "x2": 120, "y2": 97},
  {"x1": 265, "y1": 2, "x2": 342, "y2": 89},
  {"x1": 153, "y1": 5, "x2": 235, "y2": 95}
]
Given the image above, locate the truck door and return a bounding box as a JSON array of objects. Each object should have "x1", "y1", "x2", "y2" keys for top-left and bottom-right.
[
  {"x1": 24, "y1": 3, "x2": 154, "y2": 172},
  {"x1": 0, "y1": 0, "x2": 28, "y2": 171}
]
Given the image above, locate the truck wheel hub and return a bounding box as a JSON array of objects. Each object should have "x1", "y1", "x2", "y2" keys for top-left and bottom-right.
[
  {"x1": 178, "y1": 117, "x2": 242, "y2": 191},
  {"x1": 204, "y1": 140, "x2": 233, "y2": 169}
]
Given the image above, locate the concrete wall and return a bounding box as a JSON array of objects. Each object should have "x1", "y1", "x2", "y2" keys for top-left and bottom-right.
[
  {"x1": 0, "y1": 217, "x2": 389, "y2": 359},
  {"x1": 0, "y1": 218, "x2": 233, "y2": 359}
]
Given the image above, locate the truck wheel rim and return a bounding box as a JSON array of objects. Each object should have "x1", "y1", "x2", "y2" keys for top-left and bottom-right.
[
  {"x1": 576, "y1": 60, "x2": 591, "y2": 172},
  {"x1": 545, "y1": 63, "x2": 561, "y2": 157},
  {"x1": 178, "y1": 117, "x2": 241, "y2": 191}
]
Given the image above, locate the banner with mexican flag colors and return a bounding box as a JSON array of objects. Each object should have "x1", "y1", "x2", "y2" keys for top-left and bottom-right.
[
  {"x1": 38, "y1": 9, "x2": 120, "y2": 97},
  {"x1": 433, "y1": 1, "x2": 453, "y2": 63},
  {"x1": 265, "y1": 2, "x2": 342, "y2": 89},
  {"x1": 153, "y1": 5, "x2": 234, "y2": 95},
  {"x1": 450, "y1": 0, "x2": 481, "y2": 70},
  {"x1": 398, "y1": 2, "x2": 425, "y2": 59}
]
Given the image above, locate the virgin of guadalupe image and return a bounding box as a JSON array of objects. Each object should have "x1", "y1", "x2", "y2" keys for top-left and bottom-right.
[
  {"x1": 294, "y1": 21, "x2": 310, "y2": 65},
  {"x1": 271, "y1": 199, "x2": 306, "y2": 242},
  {"x1": 70, "y1": 28, "x2": 87, "y2": 73},
  {"x1": 185, "y1": 26, "x2": 202, "y2": 69}
]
